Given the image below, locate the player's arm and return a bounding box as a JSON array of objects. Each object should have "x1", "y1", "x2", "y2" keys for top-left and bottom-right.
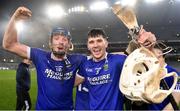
[
  {"x1": 74, "y1": 74, "x2": 85, "y2": 87},
  {"x1": 2, "y1": 7, "x2": 32, "y2": 58}
]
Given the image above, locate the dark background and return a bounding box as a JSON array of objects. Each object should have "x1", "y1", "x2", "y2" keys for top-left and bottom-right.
[{"x1": 0, "y1": 0, "x2": 179, "y2": 71}]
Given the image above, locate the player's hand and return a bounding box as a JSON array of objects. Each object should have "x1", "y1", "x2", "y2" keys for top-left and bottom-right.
[
  {"x1": 13, "y1": 7, "x2": 32, "y2": 21},
  {"x1": 137, "y1": 27, "x2": 156, "y2": 49}
]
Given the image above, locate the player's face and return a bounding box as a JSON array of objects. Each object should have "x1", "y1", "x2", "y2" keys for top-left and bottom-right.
[
  {"x1": 87, "y1": 35, "x2": 108, "y2": 61},
  {"x1": 51, "y1": 35, "x2": 70, "y2": 54}
]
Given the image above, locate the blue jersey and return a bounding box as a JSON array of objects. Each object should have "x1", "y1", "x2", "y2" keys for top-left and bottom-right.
[
  {"x1": 164, "y1": 65, "x2": 180, "y2": 87},
  {"x1": 147, "y1": 65, "x2": 179, "y2": 110},
  {"x1": 78, "y1": 53, "x2": 126, "y2": 110},
  {"x1": 30, "y1": 48, "x2": 84, "y2": 110},
  {"x1": 75, "y1": 81, "x2": 89, "y2": 110}
]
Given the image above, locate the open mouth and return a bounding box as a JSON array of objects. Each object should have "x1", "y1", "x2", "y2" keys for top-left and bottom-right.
[
  {"x1": 93, "y1": 49, "x2": 101, "y2": 55},
  {"x1": 57, "y1": 47, "x2": 64, "y2": 51}
]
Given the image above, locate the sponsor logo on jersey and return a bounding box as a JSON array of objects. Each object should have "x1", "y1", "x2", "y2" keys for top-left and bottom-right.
[
  {"x1": 87, "y1": 74, "x2": 112, "y2": 85},
  {"x1": 44, "y1": 69, "x2": 73, "y2": 80},
  {"x1": 86, "y1": 68, "x2": 93, "y2": 72}
]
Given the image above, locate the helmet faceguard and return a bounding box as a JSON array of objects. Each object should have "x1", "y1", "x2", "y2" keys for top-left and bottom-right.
[{"x1": 120, "y1": 47, "x2": 178, "y2": 103}]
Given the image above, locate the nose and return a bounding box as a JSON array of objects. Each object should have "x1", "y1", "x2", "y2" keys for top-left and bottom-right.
[
  {"x1": 58, "y1": 41, "x2": 64, "y2": 45},
  {"x1": 57, "y1": 39, "x2": 65, "y2": 45},
  {"x1": 93, "y1": 41, "x2": 98, "y2": 47}
]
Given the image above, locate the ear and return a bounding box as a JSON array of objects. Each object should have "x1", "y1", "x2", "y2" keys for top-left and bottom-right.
[
  {"x1": 49, "y1": 40, "x2": 52, "y2": 49},
  {"x1": 49, "y1": 36, "x2": 53, "y2": 48},
  {"x1": 105, "y1": 39, "x2": 108, "y2": 48},
  {"x1": 87, "y1": 43, "x2": 91, "y2": 50}
]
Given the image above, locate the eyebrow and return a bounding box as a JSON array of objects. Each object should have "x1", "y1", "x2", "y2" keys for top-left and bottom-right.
[{"x1": 88, "y1": 40, "x2": 94, "y2": 44}]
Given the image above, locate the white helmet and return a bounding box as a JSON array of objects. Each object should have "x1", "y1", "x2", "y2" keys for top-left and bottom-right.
[{"x1": 120, "y1": 47, "x2": 178, "y2": 103}]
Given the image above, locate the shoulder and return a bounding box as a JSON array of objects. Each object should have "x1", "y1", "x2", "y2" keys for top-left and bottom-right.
[
  {"x1": 17, "y1": 63, "x2": 27, "y2": 71},
  {"x1": 18, "y1": 62, "x2": 23, "y2": 66},
  {"x1": 17, "y1": 63, "x2": 23, "y2": 69},
  {"x1": 30, "y1": 48, "x2": 50, "y2": 62},
  {"x1": 107, "y1": 54, "x2": 127, "y2": 66},
  {"x1": 30, "y1": 47, "x2": 48, "y2": 54},
  {"x1": 68, "y1": 53, "x2": 85, "y2": 57},
  {"x1": 67, "y1": 53, "x2": 86, "y2": 62},
  {"x1": 108, "y1": 53, "x2": 127, "y2": 60},
  {"x1": 166, "y1": 65, "x2": 179, "y2": 75},
  {"x1": 30, "y1": 48, "x2": 49, "y2": 59}
]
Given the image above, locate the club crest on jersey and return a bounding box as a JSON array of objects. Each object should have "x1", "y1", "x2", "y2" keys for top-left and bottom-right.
[
  {"x1": 55, "y1": 66, "x2": 63, "y2": 72},
  {"x1": 103, "y1": 64, "x2": 108, "y2": 71}
]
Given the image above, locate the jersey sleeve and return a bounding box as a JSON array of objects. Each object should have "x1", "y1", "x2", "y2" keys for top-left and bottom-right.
[
  {"x1": 120, "y1": 55, "x2": 127, "y2": 65},
  {"x1": 116, "y1": 54, "x2": 127, "y2": 67},
  {"x1": 29, "y1": 48, "x2": 46, "y2": 65},
  {"x1": 77, "y1": 56, "x2": 87, "y2": 78}
]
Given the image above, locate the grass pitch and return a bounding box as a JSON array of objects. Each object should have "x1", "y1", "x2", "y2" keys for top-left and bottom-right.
[
  {"x1": 0, "y1": 70, "x2": 179, "y2": 110},
  {"x1": 0, "y1": 70, "x2": 37, "y2": 109},
  {"x1": 0, "y1": 69, "x2": 77, "y2": 110}
]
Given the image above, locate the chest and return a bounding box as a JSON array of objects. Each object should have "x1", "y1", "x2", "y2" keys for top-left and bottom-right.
[
  {"x1": 84, "y1": 60, "x2": 121, "y2": 86},
  {"x1": 36, "y1": 57, "x2": 79, "y2": 81}
]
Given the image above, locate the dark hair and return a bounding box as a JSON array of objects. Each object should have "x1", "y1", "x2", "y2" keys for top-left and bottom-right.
[{"x1": 88, "y1": 28, "x2": 108, "y2": 39}]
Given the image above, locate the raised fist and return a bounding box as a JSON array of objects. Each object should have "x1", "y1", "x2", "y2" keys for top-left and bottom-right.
[{"x1": 13, "y1": 7, "x2": 32, "y2": 21}]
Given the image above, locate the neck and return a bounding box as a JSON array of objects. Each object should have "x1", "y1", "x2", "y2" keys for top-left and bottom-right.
[
  {"x1": 51, "y1": 53, "x2": 65, "y2": 61},
  {"x1": 93, "y1": 52, "x2": 107, "y2": 62}
]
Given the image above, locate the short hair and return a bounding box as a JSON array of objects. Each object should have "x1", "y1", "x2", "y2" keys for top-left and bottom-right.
[{"x1": 88, "y1": 28, "x2": 108, "y2": 39}]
